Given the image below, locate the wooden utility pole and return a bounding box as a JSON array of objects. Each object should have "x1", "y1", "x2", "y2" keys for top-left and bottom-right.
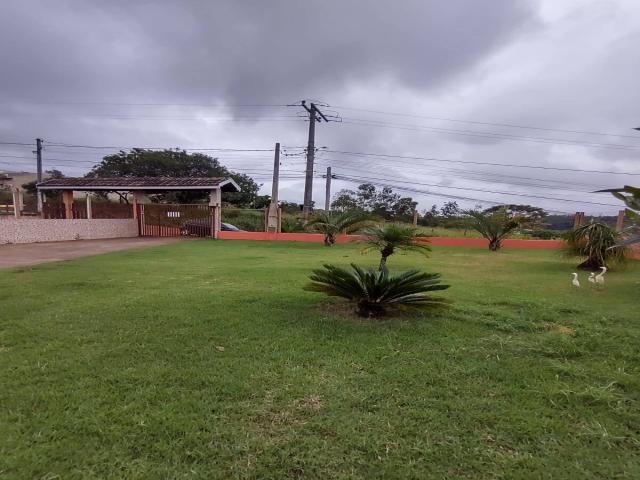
[
  {"x1": 266, "y1": 143, "x2": 281, "y2": 232},
  {"x1": 36, "y1": 138, "x2": 43, "y2": 213},
  {"x1": 324, "y1": 166, "x2": 332, "y2": 211},
  {"x1": 301, "y1": 101, "x2": 328, "y2": 218}
]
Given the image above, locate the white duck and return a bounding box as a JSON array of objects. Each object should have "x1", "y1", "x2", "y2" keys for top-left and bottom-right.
[
  {"x1": 571, "y1": 273, "x2": 580, "y2": 288},
  {"x1": 595, "y1": 266, "x2": 607, "y2": 285},
  {"x1": 588, "y1": 273, "x2": 596, "y2": 286}
]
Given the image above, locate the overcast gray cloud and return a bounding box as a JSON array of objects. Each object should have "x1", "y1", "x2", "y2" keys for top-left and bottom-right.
[{"x1": 1, "y1": 0, "x2": 639, "y2": 214}]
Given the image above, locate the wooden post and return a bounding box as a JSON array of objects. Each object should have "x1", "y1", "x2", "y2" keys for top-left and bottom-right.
[
  {"x1": 616, "y1": 210, "x2": 625, "y2": 232},
  {"x1": 412, "y1": 210, "x2": 419, "y2": 227},
  {"x1": 12, "y1": 188, "x2": 21, "y2": 219},
  {"x1": 132, "y1": 192, "x2": 145, "y2": 219},
  {"x1": 62, "y1": 190, "x2": 74, "y2": 219},
  {"x1": 573, "y1": 212, "x2": 584, "y2": 228},
  {"x1": 86, "y1": 194, "x2": 92, "y2": 219}
]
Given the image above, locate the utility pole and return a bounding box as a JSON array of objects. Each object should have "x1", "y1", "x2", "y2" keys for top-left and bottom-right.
[
  {"x1": 266, "y1": 142, "x2": 281, "y2": 232},
  {"x1": 324, "y1": 166, "x2": 332, "y2": 211},
  {"x1": 36, "y1": 138, "x2": 43, "y2": 213},
  {"x1": 271, "y1": 142, "x2": 280, "y2": 203},
  {"x1": 301, "y1": 101, "x2": 328, "y2": 218}
]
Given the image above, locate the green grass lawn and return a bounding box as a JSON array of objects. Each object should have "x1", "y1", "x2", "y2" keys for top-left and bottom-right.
[{"x1": 1, "y1": 240, "x2": 639, "y2": 479}]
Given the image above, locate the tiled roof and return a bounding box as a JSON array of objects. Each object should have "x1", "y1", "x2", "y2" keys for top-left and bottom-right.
[{"x1": 37, "y1": 177, "x2": 240, "y2": 191}]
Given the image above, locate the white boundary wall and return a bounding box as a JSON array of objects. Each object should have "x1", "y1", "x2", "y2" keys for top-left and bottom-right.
[{"x1": 0, "y1": 218, "x2": 138, "y2": 244}]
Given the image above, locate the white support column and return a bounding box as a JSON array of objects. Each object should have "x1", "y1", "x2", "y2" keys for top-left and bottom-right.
[
  {"x1": 12, "y1": 188, "x2": 22, "y2": 219},
  {"x1": 86, "y1": 194, "x2": 92, "y2": 219},
  {"x1": 209, "y1": 188, "x2": 222, "y2": 236}
]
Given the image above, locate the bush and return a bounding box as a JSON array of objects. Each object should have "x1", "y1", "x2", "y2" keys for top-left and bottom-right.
[
  {"x1": 281, "y1": 215, "x2": 305, "y2": 233},
  {"x1": 222, "y1": 208, "x2": 264, "y2": 232},
  {"x1": 564, "y1": 222, "x2": 627, "y2": 270},
  {"x1": 305, "y1": 263, "x2": 450, "y2": 318}
]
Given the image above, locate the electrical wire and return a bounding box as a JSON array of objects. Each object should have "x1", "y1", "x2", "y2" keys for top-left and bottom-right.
[{"x1": 325, "y1": 149, "x2": 640, "y2": 175}]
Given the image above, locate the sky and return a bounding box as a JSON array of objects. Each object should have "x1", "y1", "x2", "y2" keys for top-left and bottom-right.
[{"x1": 1, "y1": 0, "x2": 640, "y2": 215}]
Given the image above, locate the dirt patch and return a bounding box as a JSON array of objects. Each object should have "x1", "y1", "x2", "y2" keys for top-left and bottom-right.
[{"x1": 0, "y1": 237, "x2": 186, "y2": 268}]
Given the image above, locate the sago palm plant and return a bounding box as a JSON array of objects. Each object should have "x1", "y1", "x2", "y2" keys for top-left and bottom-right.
[
  {"x1": 564, "y1": 221, "x2": 627, "y2": 270},
  {"x1": 464, "y1": 208, "x2": 521, "y2": 251},
  {"x1": 360, "y1": 224, "x2": 430, "y2": 271},
  {"x1": 306, "y1": 210, "x2": 371, "y2": 246},
  {"x1": 305, "y1": 263, "x2": 450, "y2": 318}
]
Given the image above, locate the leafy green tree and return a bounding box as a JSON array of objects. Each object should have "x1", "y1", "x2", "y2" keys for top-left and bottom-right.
[
  {"x1": 305, "y1": 210, "x2": 371, "y2": 246},
  {"x1": 331, "y1": 183, "x2": 416, "y2": 221},
  {"x1": 22, "y1": 169, "x2": 65, "y2": 200},
  {"x1": 305, "y1": 264, "x2": 450, "y2": 318},
  {"x1": 361, "y1": 224, "x2": 431, "y2": 271},
  {"x1": 484, "y1": 204, "x2": 547, "y2": 230},
  {"x1": 440, "y1": 201, "x2": 460, "y2": 219},
  {"x1": 465, "y1": 208, "x2": 521, "y2": 251},
  {"x1": 87, "y1": 149, "x2": 261, "y2": 206},
  {"x1": 564, "y1": 222, "x2": 627, "y2": 270}
]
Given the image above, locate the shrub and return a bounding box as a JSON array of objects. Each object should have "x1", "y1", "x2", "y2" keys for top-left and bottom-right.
[
  {"x1": 564, "y1": 222, "x2": 627, "y2": 270},
  {"x1": 464, "y1": 208, "x2": 521, "y2": 251},
  {"x1": 305, "y1": 263, "x2": 450, "y2": 318},
  {"x1": 306, "y1": 210, "x2": 371, "y2": 246},
  {"x1": 360, "y1": 224, "x2": 430, "y2": 271}
]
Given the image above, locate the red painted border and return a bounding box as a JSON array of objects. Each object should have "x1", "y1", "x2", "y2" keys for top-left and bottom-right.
[{"x1": 217, "y1": 231, "x2": 565, "y2": 249}]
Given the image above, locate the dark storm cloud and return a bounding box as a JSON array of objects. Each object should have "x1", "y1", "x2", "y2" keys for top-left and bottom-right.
[
  {"x1": 2, "y1": 0, "x2": 639, "y2": 215},
  {"x1": 0, "y1": 0, "x2": 536, "y2": 105}
]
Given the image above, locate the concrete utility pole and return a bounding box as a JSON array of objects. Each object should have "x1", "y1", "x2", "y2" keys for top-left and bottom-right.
[
  {"x1": 266, "y1": 142, "x2": 281, "y2": 232},
  {"x1": 301, "y1": 101, "x2": 328, "y2": 218},
  {"x1": 324, "y1": 166, "x2": 332, "y2": 211},
  {"x1": 36, "y1": 138, "x2": 43, "y2": 213}
]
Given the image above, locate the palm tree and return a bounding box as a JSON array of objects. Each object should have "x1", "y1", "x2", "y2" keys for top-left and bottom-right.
[
  {"x1": 305, "y1": 210, "x2": 371, "y2": 246},
  {"x1": 305, "y1": 263, "x2": 450, "y2": 318},
  {"x1": 598, "y1": 185, "x2": 640, "y2": 246},
  {"x1": 360, "y1": 224, "x2": 431, "y2": 271},
  {"x1": 464, "y1": 208, "x2": 521, "y2": 251},
  {"x1": 564, "y1": 221, "x2": 627, "y2": 270}
]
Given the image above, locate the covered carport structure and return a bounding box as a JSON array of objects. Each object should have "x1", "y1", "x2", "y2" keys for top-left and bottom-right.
[{"x1": 36, "y1": 177, "x2": 240, "y2": 238}]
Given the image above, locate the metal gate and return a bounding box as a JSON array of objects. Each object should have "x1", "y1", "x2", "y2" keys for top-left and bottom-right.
[{"x1": 137, "y1": 204, "x2": 217, "y2": 238}]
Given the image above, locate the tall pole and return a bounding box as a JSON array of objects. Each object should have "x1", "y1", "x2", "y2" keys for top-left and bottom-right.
[
  {"x1": 36, "y1": 138, "x2": 43, "y2": 213},
  {"x1": 324, "y1": 166, "x2": 332, "y2": 211},
  {"x1": 301, "y1": 100, "x2": 329, "y2": 219},
  {"x1": 266, "y1": 142, "x2": 281, "y2": 232},
  {"x1": 271, "y1": 142, "x2": 280, "y2": 203},
  {"x1": 303, "y1": 104, "x2": 316, "y2": 218}
]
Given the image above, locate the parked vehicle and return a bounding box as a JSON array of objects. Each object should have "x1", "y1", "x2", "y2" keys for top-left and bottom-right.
[{"x1": 181, "y1": 219, "x2": 243, "y2": 236}]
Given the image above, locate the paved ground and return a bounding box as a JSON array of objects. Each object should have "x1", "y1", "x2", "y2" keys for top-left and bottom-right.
[{"x1": 0, "y1": 237, "x2": 185, "y2": 269}]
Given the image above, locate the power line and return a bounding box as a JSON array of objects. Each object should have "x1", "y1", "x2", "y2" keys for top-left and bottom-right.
[
  {"x1": 325, "y1": 149, "x2": 640, "y2": 175},
  {"x1": 338, "y1": 119, "x2": 640, "y2": 151},
  {"x1": 334, "y1": 173, "x2": 620, "y2": 207},
  {"x1": 314, "y1": 160, "x2": 597, "y2": 193},
  {"x1": 331, "y1": 105, "x2": 640, "y2": 139}
]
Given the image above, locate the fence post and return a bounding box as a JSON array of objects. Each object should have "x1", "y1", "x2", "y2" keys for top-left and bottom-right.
[
  {"x1": 12, "y1": 188, "x2": 22, "y2": 219},
  {"x1": 210, "y1": 206, "x2": 220, "y2": 239},
  {"x1": 616, "y1": 210, "x2": 625, "y2": 232},
  {"x1": 413, "y1": 210, "x2": 419, "y2": 227},
  {"x1": 62, "y1": 190, "x2": 74, "y2": 219},
  {"x1": 573, "y1": 212, "x2": 584, "y2": 228}
]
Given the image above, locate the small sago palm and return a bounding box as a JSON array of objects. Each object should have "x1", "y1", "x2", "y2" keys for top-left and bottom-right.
[
  {"x1": 305, "y1": 263, "x2": 450, "y2": 318},
  {"x1": 306, "y1": 210, "x2": 370, "y2": 246},
  {"x1": 564, "y1": 221, "x2": 627, "y2": 270},
  {"x1": 361, "y1": 224, "x2": 430, "y2": 271},
  {"x1": 465, "y1": 208, "x2": 520, "y2": 251}
]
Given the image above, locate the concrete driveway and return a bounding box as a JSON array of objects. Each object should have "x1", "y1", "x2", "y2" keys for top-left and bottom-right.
[{"x1": 0, "y1": 237, "x2": 185, "y2": 269}]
